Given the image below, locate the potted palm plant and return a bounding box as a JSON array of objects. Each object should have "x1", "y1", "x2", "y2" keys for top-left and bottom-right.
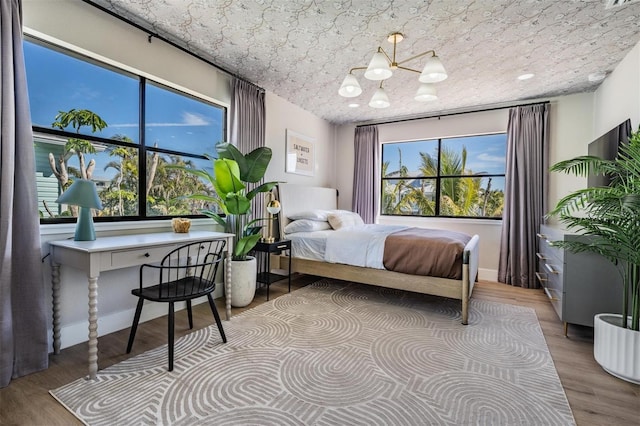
[
  {"x1": 548, "y1": 126, "x2": 640, "y2": 384},
  {"x1": 178, "y1": 143, "x2": 278, "y2": 307}
]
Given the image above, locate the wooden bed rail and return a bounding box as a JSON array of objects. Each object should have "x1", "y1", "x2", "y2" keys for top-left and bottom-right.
[
  {"x1": 274, "y1": 233, "x2": 480, "y2": 326},
  {"x1": 461, "y1": 234, "x2": 480, "y2": 325}
]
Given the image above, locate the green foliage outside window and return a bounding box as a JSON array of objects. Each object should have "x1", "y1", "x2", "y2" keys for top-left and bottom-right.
[{"x1": 381, "y1": 135, "x2": 506, "y2": 218}]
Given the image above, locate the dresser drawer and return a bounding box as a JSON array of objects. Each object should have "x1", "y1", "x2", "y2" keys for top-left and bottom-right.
[
  {"x1": 538, "y1": 268, "x2": 564, "y2": 319},
  {"x1": 110, "y1": 245, "x2": 176, "y2": 269},
  {"x1": 538, "y1": 233, "x2": 563, "y2": 263}
]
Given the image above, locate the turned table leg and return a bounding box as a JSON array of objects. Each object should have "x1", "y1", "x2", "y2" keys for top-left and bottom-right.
[
  {"x1": 51, "y1": 263, "x2": 62, "y2": 355},
  {"x1": 87, "y1": 275, "x2": 99, "y2": 379}
]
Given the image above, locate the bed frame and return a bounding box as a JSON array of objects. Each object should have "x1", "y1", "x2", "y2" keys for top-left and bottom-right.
[{"x1": 276, "y1": 184, "x2": 480, "y2": 324}]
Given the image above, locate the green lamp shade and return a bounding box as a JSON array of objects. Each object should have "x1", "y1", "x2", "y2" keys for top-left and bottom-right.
[{"x1": 55, "y1": 180, "x2": 103, "y2": 241}]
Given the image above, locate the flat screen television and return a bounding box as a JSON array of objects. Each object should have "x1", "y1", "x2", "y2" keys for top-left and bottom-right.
[{"x1": 587, "y1": 119, "x2": 632, "y2": 187}]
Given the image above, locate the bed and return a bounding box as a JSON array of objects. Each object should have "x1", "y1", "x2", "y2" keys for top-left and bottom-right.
[{"x1": 275, "y1": 184, "x2": 480, "y2": 324}]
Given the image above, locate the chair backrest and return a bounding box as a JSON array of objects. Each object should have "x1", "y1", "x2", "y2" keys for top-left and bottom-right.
[{"x1": 141, "y1": 239, "x2": 226, "y2": 299}]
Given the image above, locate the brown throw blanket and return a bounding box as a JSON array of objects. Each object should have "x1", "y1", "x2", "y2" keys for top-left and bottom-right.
[{"x1": 383, "y1": 228, "x2": 471, "y2": 279}]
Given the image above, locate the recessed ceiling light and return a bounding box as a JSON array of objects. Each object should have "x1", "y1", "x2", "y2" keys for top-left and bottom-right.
[
  {"x1": 348, "y1": 103, "x2": 360, "y2": 108},
  {"x1": 517, "y1": 73, "x2": 535, "y2": 80},
  {"x1": 588, "y1": 72, "x2": 607, "y2": 82}
]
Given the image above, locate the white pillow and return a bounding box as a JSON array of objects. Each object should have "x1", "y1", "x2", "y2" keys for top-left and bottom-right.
[
  {"x1": 328, "y1": 211, "x2": 365, "y2": 230},
  {"x1": 284, "y1": 219, "x2": 332, "y2": 234},
  {"x1": 287, "y1": 209, "x2": 332, "y2": 221}
]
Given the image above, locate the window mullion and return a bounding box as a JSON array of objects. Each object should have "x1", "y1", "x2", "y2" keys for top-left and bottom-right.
[
  {"x1": 435, "y1": 138, "x2": 442, "y2": 216},
  {"x1": 139, "y1": 77, "x2": 147, "y2": 217}
]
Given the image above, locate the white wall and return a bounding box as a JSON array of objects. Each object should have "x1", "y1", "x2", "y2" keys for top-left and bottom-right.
[
  {"x1": 334, "y1": 99, "x2": 610, "y2": 279},
  {"x1": 547, "y1": 40, "x2": 640, "y2": 217},
  {"x1": 335, "y1": 124, "x2": 356, "y2": 209},
  {"x1": 593, "y1": 41, "x2": 640, "y2": 136},
  {"x1": 23, "y1": 0, "x2": 640, "y2": 349},
  {"x1": 546, "y1": 93, "x2": 594, "y2": 214},
  {"x1": 336, "y1": 110, "x2": 509, "y2": 281},
  {"x1": 23, "y1": 0, "x2": 335, "y2": 350},
  {"x1": 265, "y1": 93, "x2": 337, "y2": 187},
  {"x1": 23, "y1": 0, "x2": 230, "y2": 106},
  {"x1": 39, "y1": 220, "x2": 222, "y2": 350},
  {"x1": 380, "y1": 110, "x2": 510, "y2": 281}
]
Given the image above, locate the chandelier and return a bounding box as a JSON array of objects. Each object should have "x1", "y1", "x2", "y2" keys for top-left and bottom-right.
[{"x1": 338, "y1": 32, "x2": 447, "y2": 108}]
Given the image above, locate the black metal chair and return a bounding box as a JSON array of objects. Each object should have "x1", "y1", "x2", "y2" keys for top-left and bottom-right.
[{"x1": 126, "y1": 239, "x2": 227, "y2": 371}]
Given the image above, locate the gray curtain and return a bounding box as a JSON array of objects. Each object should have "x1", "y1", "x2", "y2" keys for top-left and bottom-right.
[
  {"x1": 352, "y1": 125, "x2": 380, "y2": 223},
  {"x1": 0, "y1": 0, "x2": 49, "y2": 388},
  {"x1": 498, "y1": 103, "x2": 550, "y2": 288},
  {"x1": 229, "y1": 77, "x2": 266, "y2": 221}
]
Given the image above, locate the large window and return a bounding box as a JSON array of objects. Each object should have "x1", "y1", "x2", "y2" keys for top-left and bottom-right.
[
  {"x1": 24, "y1": 38, "x2": 226, "y2": 222},
  {"x1": 381, "y1": 134, "x2": 507, "y2": 219}
]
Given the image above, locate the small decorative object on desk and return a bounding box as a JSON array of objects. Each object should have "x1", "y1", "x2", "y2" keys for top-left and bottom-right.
[{"x1": 171, "y1": 218, "x2": 191, "y2": 233}]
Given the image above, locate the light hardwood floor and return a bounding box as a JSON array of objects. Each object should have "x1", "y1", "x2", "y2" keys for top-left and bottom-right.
[{"x1": 1, "y1": 276, "x2": 638, "y2": 425}]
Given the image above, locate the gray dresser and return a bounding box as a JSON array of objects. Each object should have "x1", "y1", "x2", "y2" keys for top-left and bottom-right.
[{"x1": 536, "y1": 224, "x2": 623, "y2": 336}]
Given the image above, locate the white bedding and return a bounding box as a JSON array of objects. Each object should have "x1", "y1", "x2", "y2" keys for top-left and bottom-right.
[
  {"x1": 287, "y1": 224, "x2": 407, "y2": 269},
  {"x1": 286, "y1": 230, "x2": 334, "y2": 261},
  {"x1": 324, "y1": 224, "x2": 406, "y2": 269}
]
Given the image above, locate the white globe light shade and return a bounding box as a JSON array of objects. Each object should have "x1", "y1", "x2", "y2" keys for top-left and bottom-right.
[
  {"x1": 364, "y1": 51, "x2": 392, "y2": 81},
  {"x1": 369, "y1": 87, "x2": 390, "y2": 108},
  {"x1": 266, "y1": 200, "x2": 281, "y2": 214},
  {"x1": 338, "y1": 73, "x2": 363, "y2": 97},
  {"x1": 414, "y1": 83, "x2": 438, "y2": 102},
  {"x1": 419, "y1": 55, "x2": 447, "y2": 83}
]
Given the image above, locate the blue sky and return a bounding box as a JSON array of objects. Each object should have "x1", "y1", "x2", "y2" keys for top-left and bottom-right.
[
  {"x1": 24, "y1": 40, "x2": 224, "y2": 159},
  {"x1": 382, "y1": 134, "x2": 507, "y2": 176}
]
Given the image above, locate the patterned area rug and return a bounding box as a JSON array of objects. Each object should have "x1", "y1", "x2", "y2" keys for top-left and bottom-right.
[{"x1": 51, "y1": 279, "x2": 575, "y2": 425}]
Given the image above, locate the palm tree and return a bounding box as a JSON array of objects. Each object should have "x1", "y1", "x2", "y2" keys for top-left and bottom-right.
[
  {"x1": 381, "y1": 149, "x2": 416, "y2": 215},
  {"x1": 548, "y1": 127, "x2": 640, "y2": 331},
  {"x1": 417, "y1": 145, "x2": 481, "y2": 216},
  {"x1": 103, "y1": 138, "x2": 137, "y2": 216},
  {"x1": 147, "y1": 155, "x2": 212, "y2": 216},
  {"x1": 48, "y1": 109, "x2": 107, "y2": 217},
  {"x1": 51, "y1": 109, "x2": 106, "y2": 180},
  {"x1": 479, "y1": 178, "x2": 504, "y2": 217},
  {"x1": 385, "y1": 143, "x2": 503, "y2": 218}
]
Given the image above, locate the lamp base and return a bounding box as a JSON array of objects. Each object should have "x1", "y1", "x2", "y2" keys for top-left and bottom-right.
[{"x1": 74, "y1": 207, "x2": 96, "y2": 241}]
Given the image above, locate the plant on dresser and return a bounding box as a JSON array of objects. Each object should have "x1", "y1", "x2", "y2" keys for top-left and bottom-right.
[{"x1": 548, "y1": 126, "x2": 640, "y2": 384}]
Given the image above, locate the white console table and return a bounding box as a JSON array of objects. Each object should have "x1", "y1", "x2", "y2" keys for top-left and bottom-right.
[{"x1": 48, "y1": 231, "x2": 234, "y2": 380}]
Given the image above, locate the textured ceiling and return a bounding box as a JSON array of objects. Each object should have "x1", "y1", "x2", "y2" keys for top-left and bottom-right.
[{"x1": 89, "y1": 0, "x2": 640, "y2": 125}]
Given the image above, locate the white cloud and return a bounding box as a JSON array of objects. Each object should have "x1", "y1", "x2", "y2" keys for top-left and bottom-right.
[
  {"x1": 182, "y1": 112, "x2": 209, "y2": 126},
  {"x1": 110, "y1": 111, "x2": 211, "y2": 128},
  {"x1": 478, "y1": 153, "x2": 505, "y2": 162}
]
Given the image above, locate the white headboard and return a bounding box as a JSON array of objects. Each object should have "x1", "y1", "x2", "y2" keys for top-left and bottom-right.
[{"x1": 278, "y1": 184, "x2": 338, "y2": 236}]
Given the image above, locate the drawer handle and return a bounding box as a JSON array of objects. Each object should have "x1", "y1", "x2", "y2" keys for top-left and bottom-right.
[
  {"x1": 276, "y1": 245, "x2": 287, "y2": 249},
  {"x1": 544, "y1": 263, "x2": 559, "y2": 274},
  {"x1": 536, "y1": 253, "x2": 547, "y2": 260},
  {"x1": 144, "y1": 253, "x2": 150, "y2": 257},
  {"x1": 543, "y1": 287, "x2": 559, "y2": 301},
  {"x1": 535, "y1": 272, "x2": 547, "y2": 282}
]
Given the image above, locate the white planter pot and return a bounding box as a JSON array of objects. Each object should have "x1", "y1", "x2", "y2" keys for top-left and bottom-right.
[
  {"x1": 593, "y1": 313, "x2": 640, "y2": 384},
  {"x1": 227, "y1": 256, "x2": 257, "y2": 308}
]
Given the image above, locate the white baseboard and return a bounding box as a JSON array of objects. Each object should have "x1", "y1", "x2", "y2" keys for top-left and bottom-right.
[
  {"x1": 54, "y1": 269, "x2": 497, "y2": 351},
  {"x1": 55, "y1": 295, "x2": 214, "y2": 351},
  {"x1": 478, "y1": 268, "x2": 498, "y2": 282}
]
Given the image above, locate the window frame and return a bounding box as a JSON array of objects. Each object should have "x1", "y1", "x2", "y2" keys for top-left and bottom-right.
[
  {"x1": 380, "y1": 133, "x2": 507, "y2": 220},
  {"x1": 26, "y1": 36, "x2": 228, "y2": 225}
]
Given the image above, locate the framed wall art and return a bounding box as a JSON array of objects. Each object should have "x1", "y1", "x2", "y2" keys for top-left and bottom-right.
[{"x1": 285, "y1": 129, "x2": 315, "y2": 176}]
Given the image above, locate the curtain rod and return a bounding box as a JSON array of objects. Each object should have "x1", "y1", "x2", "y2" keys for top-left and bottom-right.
[
  {"x1": 355, "y1": 100, "x2": 550, "y2": 128},
  {"x1": 81, "y1": 0, "x2": 264, "y2": 93}
]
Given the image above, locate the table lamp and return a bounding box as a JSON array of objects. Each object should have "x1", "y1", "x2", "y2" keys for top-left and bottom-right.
[
  {"x1": 55, "y1": 179, "x2": 103, "y2": 241},
  {"x1": 264, "y1": 198, "x2": 281, "y2": 243}
]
